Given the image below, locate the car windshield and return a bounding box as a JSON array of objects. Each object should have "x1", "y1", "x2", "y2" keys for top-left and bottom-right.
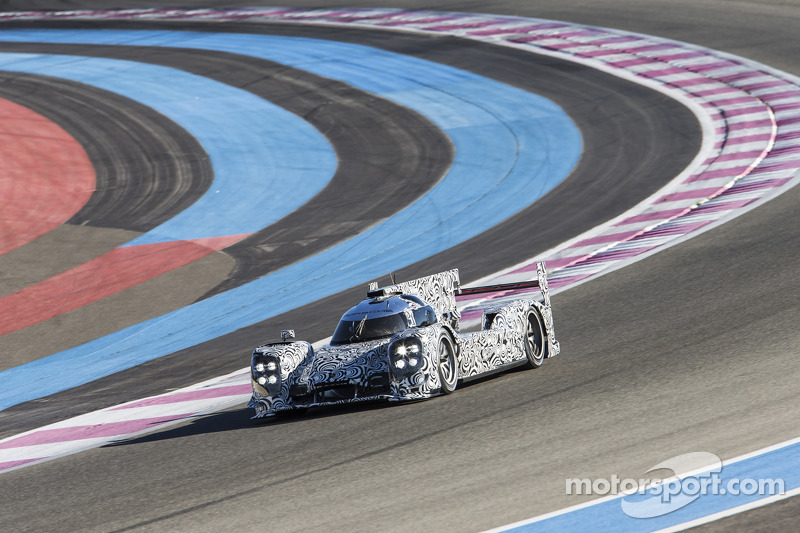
[{"x1": 331, "y1": 313, "x2": 408, "y2": 345}]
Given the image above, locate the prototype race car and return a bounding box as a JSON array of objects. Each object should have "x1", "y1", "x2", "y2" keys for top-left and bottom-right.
[{"x1": 248, "y1": 263, "x2": 560, "y2": 418}]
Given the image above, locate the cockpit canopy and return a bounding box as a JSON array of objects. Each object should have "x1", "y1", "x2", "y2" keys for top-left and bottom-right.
[{"x1": 330, "y1": 294, "x2": 437, "y2": 345}]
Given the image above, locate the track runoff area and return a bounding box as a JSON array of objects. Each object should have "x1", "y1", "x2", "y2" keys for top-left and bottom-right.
[{"x1": 0, "y1": 7, "x2": 799, "y2": 532}]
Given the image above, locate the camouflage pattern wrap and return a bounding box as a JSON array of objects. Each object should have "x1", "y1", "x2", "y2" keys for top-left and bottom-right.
[{"x1": 249, "y1": 265, "x2": 559, "y2": 418}]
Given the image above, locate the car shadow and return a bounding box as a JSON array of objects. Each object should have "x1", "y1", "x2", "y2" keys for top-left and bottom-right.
[{"x1": 102, "y1": 400, "x2": 401, "y2": 447}]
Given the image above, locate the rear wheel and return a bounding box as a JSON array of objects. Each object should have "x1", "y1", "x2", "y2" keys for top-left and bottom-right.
[
  {"x1": 522, "y1": 310, "x2": 546, "y2": 369},
  {"x1": 437, "y1": 333, "x2": 458, "y2": 394}
]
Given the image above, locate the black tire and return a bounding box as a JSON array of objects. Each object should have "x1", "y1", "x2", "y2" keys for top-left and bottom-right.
[
  {"x1": 437, "y1": 333, "x2": 458, "y2": 394},
  {"x1": 522, "y1": 310, "x2": 546, "y2": 369}
]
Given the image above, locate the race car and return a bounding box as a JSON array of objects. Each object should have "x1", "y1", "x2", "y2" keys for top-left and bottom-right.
[{"x1": 248, "y1": 263, "x2": 560, "y2": 418}]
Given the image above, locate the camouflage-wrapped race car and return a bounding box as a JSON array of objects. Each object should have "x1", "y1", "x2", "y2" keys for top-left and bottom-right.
[{"x1": 248, "y1": 263, "x2": 560, "y2": 418}]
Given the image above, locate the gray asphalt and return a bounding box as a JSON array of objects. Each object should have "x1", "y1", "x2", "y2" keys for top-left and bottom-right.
[{"x1": 0, "y1": 1, "x2": 797, "y2": 531}]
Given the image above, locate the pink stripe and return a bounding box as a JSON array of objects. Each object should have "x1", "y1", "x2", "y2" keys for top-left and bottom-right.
[
  {"x1": 0, "y1": 457, "x2": 45, "y2": 472},
  {"x1": 508, "y1": 34, "x2": 561, "y2": 44},
  {"x1": 724, "y1": 106, "x2": 769, "y2": 118},
  {"x1": 751, "y1": 160, "x2": 800, "y2": 173},
  {"x1": 609, "y1": 57, "x2": 657, "y2": 68},
  {"x1": 590, "y1": 36, "x2": 642, "y2": 46},
  {"x1": 692, "y1": 87, "x2": 741, "y2": 97},
  {"x1": 547, "y1": 41, "x2": 591, "y2": 50},
  {"x1": 549, "y1": 274, "x2": 593, "y2": 289},
  {"x1": 376, "y1": 15, "x2": 459, "y2": 26},
  {"x1": 772, "y1": 102, "x2": 800, "y2": 112},
  {"x1": 573, "y1": 230, "x2": 641, "y2": 248},
  {"x1": 467, "y1": 27, "x2": 518, "y2": 36},
  {"x1": 762, "y1": 90, "x2": 800, "y2": 101},
  {"x1": 703, "y1": 107, "x2": 725, "y2": 122},
  {"x1": 554, "y1": 30, "x2": 604, "y2": 38},
  {"x1": 687, "y1": 166, "x2": 750, "y2": 181},
  {"x1": 456, "y1": 292, "x2": 490, "y2": 303},
  {"x1": 724, "y1": 176, "x2": 791, "y2": 190},
  {"x1": 656, "y1": 187, "x2": 723, "y2": 202},
  {"x1": 579, "y1": 48, "x2": 624, "y2": 57},
  {"x1": 778, "y1": 116, "x2": 800, "y2": 126},
  {"x1": 638, "y1": 67, "x2": 686, "y2": 78},
  {"x1": 769, "y1": 145, "x2": 800, "y2": 157},
  {"x1": 623, "y1": 43, "x2": 677, "y2": 54},
  {"x1": 426, "y1": 20, "x2": 506, "y2": 31},
  {"x1": 312, "y1": 10, "x2": 379, "y2": 19},
  {"x1": 575, "y1": 245, "x2": 659, "y2": 265},
  {"x1": 726, "y1": 133, "x2": 775, "y2": 145},
  {"x1": 738, "y1": 80, "x2": 788, "y2": 92},
  {"x1": 716, "y1": 71, "x2": 765, "y2": 83},
  {"x1": 634, "y1": 220, "x2": 713, "y2": 238},
  {"x1": 205, "y1": 11, "x2": 283, "y2": 21},
  {"x1": 690, "y1": 60, "x2": 738, "y2": 73},
  {"x1": 670, "y1": 77, "x2": 717, "y2": 88},
  {"x1": 470, "y1": 287, "x2": 543, "y2": 301},
  {"x1": 707, "y1": 96, "x2": 756, "y2": 106},
  {"x1": 114, "y1": 384, "x2": 250, "y2": 410},
  {"x1": 657, "y1": 51, "x2": 709, "y2": 62},
  {"x1": 0, "y1": 415, "x2": 184, "y2": 450},
  {"x1": 711, "y1": 150, "x2": 767, "y2": 163},
  {"x1": 691, "y1": 198, "x2": 758, "y2": 213},
  {"x1": 510, "y1": 255, "x2": 584, "y2": 274},
  {"x1": 470, "y1": 22, "x2": 571, "y2": 35},
  {"x1": 727, "y1": 119, "x2": 774, "y2": 130},
  {"x1": 614, "y1": 208, "x2": 686, "y2": 225},
  {"x1": 456, "y1": 287, "x2": 537, "y2": 302},
  {"x1": 459, "y1": 309, "x2": 483, "y2": 322},
  {"x1": 333, "y1": 12, "x2": 412, "y2": 22}
]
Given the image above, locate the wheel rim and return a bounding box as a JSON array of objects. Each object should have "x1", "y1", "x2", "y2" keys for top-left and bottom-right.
[
  {"x1": 527, "y1": 313, "x2": 544, "y2": 363},
  {"x1": 439, "y1": 338, "x2": 456, "y2": 388}
]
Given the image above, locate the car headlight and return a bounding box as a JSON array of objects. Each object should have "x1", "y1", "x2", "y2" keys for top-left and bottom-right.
[
  {"x1": 389, "y1": 337, "x2": 424, "y2": 377},
  {"x1": 252, "y1": 352, "x2": 282, "y2": 396}
]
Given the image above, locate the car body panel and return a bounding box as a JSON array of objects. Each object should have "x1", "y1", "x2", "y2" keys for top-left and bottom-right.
[{"x1": 249, "y1": 263, "x2": 559, "y2": 418}]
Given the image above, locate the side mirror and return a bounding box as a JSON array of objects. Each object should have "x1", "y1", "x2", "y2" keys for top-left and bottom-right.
[{"x1": 281, "y1": 329, "x2": 295, "y2": 342}]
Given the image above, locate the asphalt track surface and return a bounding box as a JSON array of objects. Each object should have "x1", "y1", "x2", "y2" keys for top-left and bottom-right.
[
  {"x1": 0, "y1": 1, "x2": 797, "y2": 532},
  {"x1": 0, "y1": 71, "x2": 213, "y2": 235},
  {"x1": 0, "y1": 40, "x2": 455, "y2": 297}
]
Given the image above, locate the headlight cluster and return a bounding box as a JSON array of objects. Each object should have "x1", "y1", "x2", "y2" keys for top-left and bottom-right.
[
  {"x1": 389, "y1": 337, "x2": 424, "y2": 377},
  {"x1": 252, "y1": 352, "x2": 282, "y2": 396}
]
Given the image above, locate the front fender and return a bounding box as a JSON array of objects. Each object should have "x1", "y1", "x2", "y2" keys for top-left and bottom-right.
[
  {"x1": 388, "y1": 325, "x2": 449, "y2": 397},
  {"x1": 249, "y1": 341, "x2": 313, "y2": 416}
]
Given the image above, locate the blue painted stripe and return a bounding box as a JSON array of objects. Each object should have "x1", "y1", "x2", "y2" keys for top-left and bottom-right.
[
  {"x1": 0, "y1": 30, "x2": 581, "y2": 409},
  {"x1": 0, "y1": 51, "x2": 337, "y2": 245},
  {"x1": 499, "y1": 441, "x2": 800, "y2": 532}
]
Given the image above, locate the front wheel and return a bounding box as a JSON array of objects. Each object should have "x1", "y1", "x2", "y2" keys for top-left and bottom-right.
[
  {"x1": 437, "y1": 333, "x2": 458, "y2": 394},
  {"x1": 522, "y1": 310, "x2": 546, "y2": 369}
]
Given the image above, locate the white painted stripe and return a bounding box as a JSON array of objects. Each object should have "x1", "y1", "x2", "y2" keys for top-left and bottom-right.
[
  {"x1": 653, "y1": 487, "x2": 800, "y2": 533},
  {"x1": 484, "y1": 436, "x2": 800, "y2": 532}
]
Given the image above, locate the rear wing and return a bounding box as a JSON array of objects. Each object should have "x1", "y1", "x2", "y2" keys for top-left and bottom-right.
[
  {"x1": 366, "y1": 262, "x2": 552, "y2": 327},
  {"x1": 458, "y1": 262, "x2": 551, "y2": 308}
]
